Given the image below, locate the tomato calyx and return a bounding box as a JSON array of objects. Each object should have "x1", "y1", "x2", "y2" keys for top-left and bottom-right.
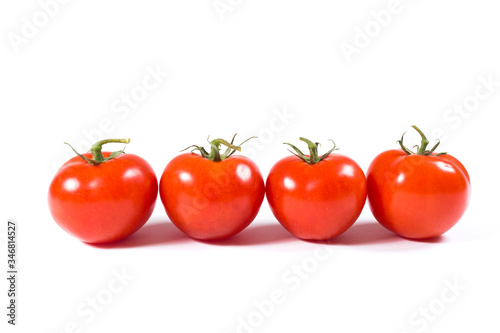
[
  {"x1": 397, "y1": 125, "x2": 447, "y2": 156},
  {"x1": 181, "y1": 134, "x2": 256, "y2": 162},
  {"x1": 284, "y1": 137, "x2": 338, "y2": 165},
  {"x1": 65, "y1": 138, "x2": 130, "y2": 165}
]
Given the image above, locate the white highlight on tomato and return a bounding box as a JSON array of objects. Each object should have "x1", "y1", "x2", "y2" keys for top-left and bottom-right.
[
  {"x1": 63, "y1": 178, "x2": 79, "y2": 192},
  {"x1": 179, "y1": 171, "x2": 192, "y2": 183},
  {"x1": 236, "y1": 164, "x2": 251, "y2": 182},
  {"x1": 283, "y1": 177, "x2": 296, "y2": 190}
]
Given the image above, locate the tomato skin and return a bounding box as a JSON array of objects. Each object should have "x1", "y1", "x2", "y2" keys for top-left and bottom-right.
[
  {"x1": 48, "y1": 152, "x2": 158, "y2": 243},
  {"x1": 367, "y1": 149, "x2": 471, "y2": 239},
  {"x1": 266, "y1": 154, "x2": 367, "y2": 240},
  {"x1": 159, "y1": 153, "x2": 265, "y2": 240}
]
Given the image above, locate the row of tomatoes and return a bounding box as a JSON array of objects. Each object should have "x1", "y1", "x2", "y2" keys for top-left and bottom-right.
[{"x1": 48, "y1": 126, "x2": 471, "y2": 244}]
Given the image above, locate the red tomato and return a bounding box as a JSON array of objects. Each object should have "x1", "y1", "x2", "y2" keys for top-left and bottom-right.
[
  {"x1": 159, "y1": 136, "x2": 265, "y2": 240},
  {"x1": 266, "y1": 138, "x2": 367, "y2": 240},
  {"x1": 367, "y1": 126, "x2": 471, "y2": 239},
  {"x1": 48, "y1": 139, "x2": 158, "y2": 243}
]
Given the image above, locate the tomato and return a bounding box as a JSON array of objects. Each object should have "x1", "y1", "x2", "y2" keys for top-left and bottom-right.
[
  {"x1": 266, "y1": 138, "x2": 367, "y2": 240},
  {"x1": 159, "y1": 136, "x2": 265, "y2": 240},
  {"x1": 48, "y1": 139, "x2": 158, "y2": 243},
  {"x1": 367, "y1": 126, "x2": 471, "y2": 239}
]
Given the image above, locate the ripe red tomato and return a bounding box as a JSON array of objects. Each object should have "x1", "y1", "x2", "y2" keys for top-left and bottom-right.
[
  {"x1": 266, "y1": 138, "x2": 367, "y2": 240},
  {"x1": 367, "y1": 126, "x2": 471, "y2": 239},
  {"x1": 159, "y1": 136, "x2": 265, "y2": 240},
  {"x1": 48, "y1": 139, "x2": 158, "y2": 243}
]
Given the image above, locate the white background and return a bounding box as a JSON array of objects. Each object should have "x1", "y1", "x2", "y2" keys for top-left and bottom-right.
[{"x1": 1, "y1": 1, "x2": 499, "y2": 332}]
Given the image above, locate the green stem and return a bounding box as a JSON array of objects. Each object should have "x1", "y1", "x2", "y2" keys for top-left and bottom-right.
[
  {"x1": 90, "y1": 139, "x2": 130, "y2": 163},
  {"x1": 299, "y1": 137, "x2": 320, "y2": 163},
  {"x1": 411, "y1": 125, "x2": 429, "y2": 155},
  {"x1": 284, "y1": 137, "x2": 338, "y2": 164},
  {"x1": 210, "y1": 138, "x2": 241, "y2": 162},
  {"x1": 65, "y1": 138, "x2": 130, "y2": 165},
  {"x1": 398, "y1": 126, "x2": 446, "y2": 156},
  {"x1": 181, "y1": 134, "x2": 253, "y2": 162},
  {"x1": 397, "y1": 133, "x2": 413, "y2": 155}
]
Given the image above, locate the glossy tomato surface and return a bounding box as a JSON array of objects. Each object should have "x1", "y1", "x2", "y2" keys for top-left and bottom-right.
[
  {"x1": 48, "y1": 152, "x2": 158, "y2": 243},
  {"x1": 266, "y1": 154, "x2": 367, "y2": 240},
  {"x1": 367, "y1": 149, "x2": 471, "y2": 239},
  {"x1": 159, "y1": 153, "x2": 265, "y2": 240}
]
